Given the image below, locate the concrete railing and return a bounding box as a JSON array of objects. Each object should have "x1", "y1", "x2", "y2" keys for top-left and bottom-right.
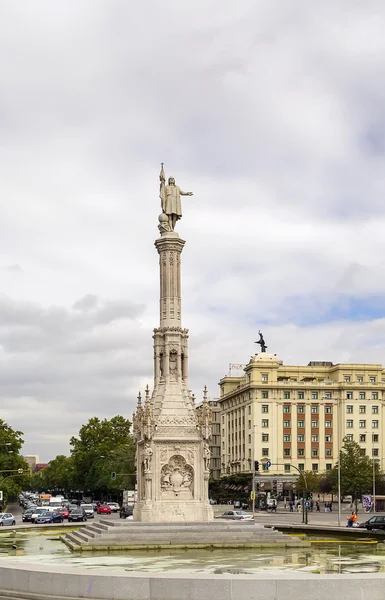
[{"x1": 0, "y1": 562, "x2": 384, "y2": 600}]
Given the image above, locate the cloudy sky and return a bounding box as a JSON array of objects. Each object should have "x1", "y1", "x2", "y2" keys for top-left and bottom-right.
[{"x1": 1, "y1": 1, "x2": 385, "y2": 461}]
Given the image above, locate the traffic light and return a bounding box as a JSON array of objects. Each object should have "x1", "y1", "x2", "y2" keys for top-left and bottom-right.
[
  {"x1": 111, "y1": 472, "x2": 117, "y2": 481},
  {"x1": 254, "y1": 460, "x2": 259, "y2": 472}
]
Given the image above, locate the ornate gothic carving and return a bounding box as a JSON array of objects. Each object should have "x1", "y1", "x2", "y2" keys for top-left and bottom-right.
[{"x1": 160, "y1": 454, "x2": 194, "y2": 498}]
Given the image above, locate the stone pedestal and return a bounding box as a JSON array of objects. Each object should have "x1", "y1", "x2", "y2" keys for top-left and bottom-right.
[{"x1": 133, "y1": 229, "x2": 213, "y2": 522}]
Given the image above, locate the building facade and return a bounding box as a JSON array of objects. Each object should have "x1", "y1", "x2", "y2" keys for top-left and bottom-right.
[{"x1": 218, "y1": 354, "x2": 385, "y2": 481}]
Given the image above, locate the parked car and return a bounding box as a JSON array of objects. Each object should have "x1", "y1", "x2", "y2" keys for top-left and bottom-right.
[
  {"x1": 0, "y1": 513, "x2": 16, "y2": 526},
  {"x1": 119, "y1": 505, "x2": 133, "y2": 519},
  {"x1": 359, "y1": 515, "x2": 385, "y2": 530},
  {"x1": 107, "y1": 502, "x2": 120, "y2": 513},
  {"x1": 58, "y1": 507, "x2": 70, "y2": 519},
  {"x1": 22, "y1": 508, "x2": 35, "y2": 522},
  {"x1": 97, "y1": 504, "x2": 112, "y2": 515},
  {"x1": 35, "y1": 511, "x2": 64, "y2": 524},
  {"x1": 80, "y1": 504, "x2": 95, "y2": 519},
  {"x1": 68, "y1": 509, "x2": 87, "y2": 522},
  {"x1": 215, "y1": 510, "x2": 254, "y2": 521},
  {"x1": 30, "y1": 508, "x2": 47, "y2": 523}
]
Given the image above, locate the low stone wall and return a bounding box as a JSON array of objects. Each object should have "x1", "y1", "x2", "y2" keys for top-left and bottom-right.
[{"x1": 0, "y1": 562, "x2": 385, "y2": 600}]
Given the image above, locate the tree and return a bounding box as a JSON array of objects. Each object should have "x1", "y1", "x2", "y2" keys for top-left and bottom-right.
[
  {"x1": 38, "y1": 455, "x2": 75, "y2": 496},
  {"x1": 0, "y1": 419, "x2": 29, "y2": 500},
  {"x1": 293, "y1": 470, "x2": 321, "y2": 494},
  {"x1": 70, "y1": 416, "x2": 135, "y2": 497},
  {"x1": 328, "y1": 438, "x2": 380, "y2": 508}
]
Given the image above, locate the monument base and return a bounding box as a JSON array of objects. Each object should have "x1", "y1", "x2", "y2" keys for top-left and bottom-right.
[{"x1": 134, "y1": 501, "x2": 213, "y2": 523}]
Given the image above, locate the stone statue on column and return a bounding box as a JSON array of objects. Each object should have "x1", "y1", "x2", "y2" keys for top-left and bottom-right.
[{"x1": 159, "y1": 163, "x2": 193, "y2": 231}]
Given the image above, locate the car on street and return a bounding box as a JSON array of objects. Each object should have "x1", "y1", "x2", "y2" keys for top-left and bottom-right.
[
  {"x1": 80, "y1": 504, "x2": 95, "y2": 519},
  {"x1": 119, "y1": 505, "x2": 134, "y2": 519},
  {"x1": 0, "y1": 513, "x2": 16, "y2": 526},
  {"x1": 215, "y1": 510, "x2": 254, "y2": 521},
  {"x1": 30, "y1": 508, "x2": 47, "y2": 523},
  {"x1": 68, "y1": 509, "x2": 87, "y2": 522},
  {"x1": 107, "y1": 502, "x2": 120, "y2": 513},
  {"x1": 22, "y1": 508, "x2": 35, "y2": 522},
  {"x1": 35, "y1": 511, "x2": 64, "y2": 524},
  {"x1": 58, "y1": 507, "x2": 70, "y2": 519},
  {"x1": 359, "y1": 515, "x2": 385, "y2": 530},
  {"x1": 97, "y1": 504, "x2": 112, "y2": 515}
]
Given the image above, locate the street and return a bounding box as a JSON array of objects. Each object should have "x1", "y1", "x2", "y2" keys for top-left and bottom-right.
[{"x1": 7, "y1": 503, "x2": 123, "y2": 528}]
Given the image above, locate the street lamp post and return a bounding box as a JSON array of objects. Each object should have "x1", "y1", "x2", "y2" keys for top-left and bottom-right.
[{"x1": 323, "y1": 395, "x2": 341, "y2": 527}]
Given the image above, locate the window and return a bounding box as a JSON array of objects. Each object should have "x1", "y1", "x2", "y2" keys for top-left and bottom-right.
[
  {"x1": 262, "y1": 463, "x2": 269, "y2": 471},
  {"x1": 325, "y1": 434, "x2": 332, "y2": 442},
  {"x1": 297, "y1": 434, "x2": 304, "y2": 442},
  {"x1": 346, "y1": 405, "x2": 353, "y2": 413},
  {"x1": 346, "y1": 392, "x2": 353, "y2": 399},
  {"x1": 357, "y1": 376, "x2": 363, "y2": 383},
  {"x1": 262, "y1": 405, "x2": 269, "y2": 413},
  {"x1": 370, "y1": 377, "x2": 376, "y2": 383},
  {"x1": 312, "y1": 392, "x2": 318, "y2": 400},
  {"x1": 372, "y1": 420, "x2": 379, "y2": 429},
  {"x1": 248, "y1": 405, "x2": 251, "y2": 414},
  {"x1": 346, "y1": 420, "x2": 353, "y2": 428},
  {"x1": 284, "y1": 464, "x2": 291, "y2": 472},
  {"x1": 311, "y1": 420, "x2": 318, "y2": 428},
  {"x1": 283, "y1": 405, "x2": 291, "y2": 413},
  {"x1": 360, "y1": 448, "x2": 366, "y2": 457},
  {"x1": 359, "y1": 392, "x2": 366, "y2": 400},
  {"x1": 262, "y1": 419, "x2": 269, "y2": 428},
  {"x1": 344, "y1": 375, "x2": 351, "y2": 382},
  {"x1": 298, "y1": 448, "x2": 304, "y2": 456},
  {"x1": 298, "y1": 463, "x2": 305, "y2": 471},
  {"x1": 372, "y1": 406, "x2": 379, "y2": 414},
  {"x1": 312, "y1": 464, "x2": 318, "y2": 472},
  {"x1": 359, "y1": 406, "x2": 366, "y2": 414},
  {"x1": 262, "y1": 374, "x2": 268, "y2": 382},
  {"x1": 359, "y1": 420, "x2": 366, "y2": 428},
  {"x1": 283, "y1": 391, "x2": 290, "y2": 399},
  {"x1": 311, "y1": 406, "x2": 318, "y2": 414},
  {"x1": 325, "y1": 448, "x2": 332, "y2": 456},
  {"x1": 346, "y1": 434, "x2": 353, "y2": 441},
  {"x1": 298, "y1": 392, "x2": 304, "y2": 399},
  {"x1": 326, "y1": 463, "x2": 332, "y2": 471},
  {"x1": 325, "y1": 420, "x2": 332, "y2": 428},
  {"x1": 262, "y1": 448, "x2": 269, "y2": 456},
  {"x1": 248, "y1": 420, "x2": 251, "y2": 429},
  {"x1": 359, "y1": 434, "x2": 366, "y2": 443},
  {"x1": 373, "y1": 434, "x2": 379, "y2": 443},
  {"x1": 284, "y1": 448, "x2": 290, "y2": 456},
  {"x1": 248, "y1": 434, "x2": 251, "y2": 443},
  {"x1": 324, "y1": 392, "x2": 332, "y2": 399},
  {"x1": 297, "y1": 420, "x2": 304, "y2": 428},
  {"x1": 372, "y1": 392, "x2": 378, "y2": 400},
  {"x1": 311, "y1": 435, "x2": 318, "y2": 442},
  {"x1": 373, "y1": 448, "x2": 379, "y2": 457},
  {"x1": 262, "y1": 391, "x2": 269, "y2": 399},
  {"x1": 283, "y1": 434, "x2": 291, "y2": 442},
  {"x1": 325, "y1": 406, "x2": 332, "y2": 414},
  {"x1": 283, "y1": 420, "x2": 290, "y2": 428},
  {"x1": 262, "y1": 433, "x2": 269, "y2": 442},
  {"x1": 298, "y1": 405, "x2": 304, "y2": 413}
]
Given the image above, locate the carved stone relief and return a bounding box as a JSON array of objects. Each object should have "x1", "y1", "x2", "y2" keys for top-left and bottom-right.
[{"x1": 160, "y1": 454, "x2": 194, "y2": 499}]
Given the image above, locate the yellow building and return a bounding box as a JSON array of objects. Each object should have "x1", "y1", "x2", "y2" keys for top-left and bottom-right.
[{"x1": 218, "y1": 354, "x2": 385, "y2": 482}]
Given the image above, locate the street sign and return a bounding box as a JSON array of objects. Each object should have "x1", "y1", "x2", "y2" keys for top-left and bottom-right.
[
  {"x1": 266, "y1": 461, "x2": 271, "y2": 468},
  {"x1": 250, "y1": 491, "x2": 256, "y2": 500}
]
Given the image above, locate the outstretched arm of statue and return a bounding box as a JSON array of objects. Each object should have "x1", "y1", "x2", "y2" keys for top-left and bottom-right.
[{"x1": 179, "y1": 189, "x2": 193, "y2": 196}]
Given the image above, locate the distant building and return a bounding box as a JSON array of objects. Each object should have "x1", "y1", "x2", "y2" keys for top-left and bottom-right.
[
  {"x1": 23, "y1": 455, "x2": 39, "y2": 471},
  {"x1": 218, "y1": 353, "x2": 385, "y2": 483},
  {"x1": 35, "y1": 463, "x2": 48, "y2": 473}
]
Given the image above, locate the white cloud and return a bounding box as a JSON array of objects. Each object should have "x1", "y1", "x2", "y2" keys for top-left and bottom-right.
[{"x1": 1, "y1": 0, "x2": 385, "y2": 459}]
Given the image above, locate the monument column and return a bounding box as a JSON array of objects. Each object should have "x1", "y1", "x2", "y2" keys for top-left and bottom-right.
[{"x1": 132, "y1": 165, "x2": 213, "y2": 523}]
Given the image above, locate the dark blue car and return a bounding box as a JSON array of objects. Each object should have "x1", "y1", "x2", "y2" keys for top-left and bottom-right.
[{"x1": 35, "y1": 511, "x2": 64, "y2": 524}]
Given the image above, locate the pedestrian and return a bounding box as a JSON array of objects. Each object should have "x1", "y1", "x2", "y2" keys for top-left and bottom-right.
[
  {"x1": 316, "y1": 501, "x2": 320, "y2": 512},
  {"x1": 289, "y1": 500, "x2": 294, "y2": 512},
  {"x1": 347, "y1": 512, "x2": 357, "y2": 527},
  {"x1": 310, "y1": 500, "x2": 313, "y2": 512},
  {"x1": 329, "y1": 502, "x2": 332, "y2": 512}
]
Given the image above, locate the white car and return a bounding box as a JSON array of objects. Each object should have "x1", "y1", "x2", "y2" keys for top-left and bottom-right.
[
  {"x1": 31, "y1": 508, "x2": 47, "y2": 523},
  {"x1": 215, "y1": 510, "x2": 254, "y2": 521},
  {"x1": 107, "y1": 502, "x2": 120, "y2": 513},
  {"x1": 0, "y1": 513, "x2": 16, "y2": 526},
  {"x1": 80, "y1": 504, "x2": 95, "y2": 518}
]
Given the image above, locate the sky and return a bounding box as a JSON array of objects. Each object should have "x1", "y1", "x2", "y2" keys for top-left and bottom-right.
[{"x1": 1, "y1": 0, "x2": 385, "y2": 461}]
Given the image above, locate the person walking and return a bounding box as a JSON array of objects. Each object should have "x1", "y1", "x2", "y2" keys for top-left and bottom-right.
[
  {"x1": 316, "y1": 501, "x2": 320, "y2": 512},
  {"x1": 347, "y1": 512, "x2": 358, "y2": 527}
]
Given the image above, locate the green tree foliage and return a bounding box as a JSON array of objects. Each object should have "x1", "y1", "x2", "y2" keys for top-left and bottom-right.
[
  {"x1": 0, "y1": 419, "x2": 29, "y2": 499},
  {"x1": 293, "y1": 470, "x2": 322, "y2": 493},
  {"x1": 69, "y1": 416, "x2": 135, "y2": 496},
  {"x1": 328, "y1": 438, "x2": 380, "y2": 503}
]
